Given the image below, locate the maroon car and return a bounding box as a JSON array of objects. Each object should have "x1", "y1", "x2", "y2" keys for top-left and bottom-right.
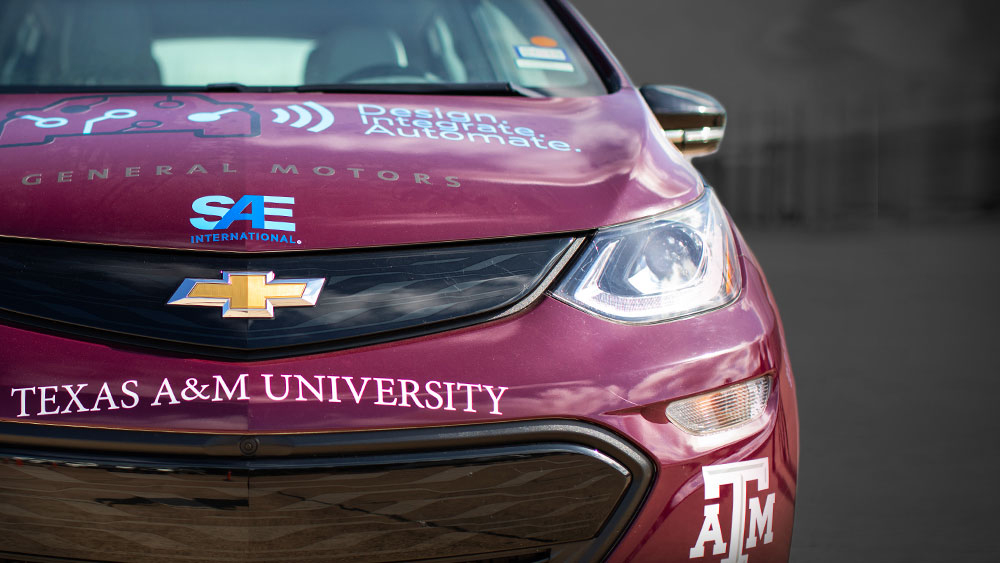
[{"x1": 0, "y1": 1, "x2": 798, "y2": 561}]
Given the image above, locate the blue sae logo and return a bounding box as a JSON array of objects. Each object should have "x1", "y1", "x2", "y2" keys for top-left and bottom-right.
[{"x1": 190, "y1": 195, "x2": 298, "y2": 245}]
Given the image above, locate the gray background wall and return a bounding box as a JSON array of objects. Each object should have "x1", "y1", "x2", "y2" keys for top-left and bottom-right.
[
  {"x1": 570, "y1": 1, "x2": 1000, "y2": 560},
  {"x1": 573, "y1": 0, "x2": 1000, "y2": 226}
]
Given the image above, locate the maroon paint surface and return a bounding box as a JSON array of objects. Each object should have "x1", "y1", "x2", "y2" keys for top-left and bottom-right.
[{"x1": 0, "y1": 89, "x2": 699, "y2": 250}]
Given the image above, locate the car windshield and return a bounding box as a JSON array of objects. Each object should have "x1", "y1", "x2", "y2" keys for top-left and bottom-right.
[{"x1": 0, "y1": 0, "x2": 606, "y2": 97}]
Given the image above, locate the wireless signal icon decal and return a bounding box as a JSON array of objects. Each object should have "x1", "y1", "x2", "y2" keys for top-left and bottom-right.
[{"x1": 270, "y1": 101, "x2": 334, "y2": 132}]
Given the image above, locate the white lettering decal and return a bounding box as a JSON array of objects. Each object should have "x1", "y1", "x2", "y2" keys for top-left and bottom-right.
[
  {"x1": 690, "y1": 504, "x2": 727, "y2": 558},
  {"x1": 690, "y1": 457, "x2": 774, "y2": 562},
  {"x1": 442, "y1": 381, "x2": 456, "y2": 411},
  {"x1": 484, "y1": 385, "x2": 508, "y2": 415},
  {"x1": 120, "y1": 380, "x2": 140, "y2": 409},
  {"x1": 151, "y1": 378, "x2": 180, "y2": 406},
  {"x1": 326, "y1": 375, "x2": 343, "y2": 403},
  {"x1": 213, "y1": 373, "x2": 249, "y2": 402},
  {"x1": 92, "y1": 382, "x2": 119, "y2": 411},
  {"x1": 457, "y1": 383, "x2": 481, "y2": 413},
  {"x1": 295, "y1": 375, "x2": 325, "y2": 402},
  {"x1": 425, "y1": 380, "x2": 444, "y2": 410},
  {"x1": 61, "y1": 383, "x2": 90, "y2": 414},
  {"x1": 398, "y1": 379, "x2": 424, "y2": 408},
  {"x1": 343, "y1": 376, "x2": 372, "y2": 404},
  {"x1": 746, "y1": 494, "x2": 775, "y2": 548},
  {"x1": 262, "y1": 374, "x2": 293, "y2": 401},
  {"x1": 374, "y1": 378, "x2": 397, "y2": 405},
  {"x1": 11, "y1": 387, "x2": 36, "y2": 417},
  {"x1": 4, "y1": 376, "x2": 510, "y2": 419},
  {"x1": 38, "y1": 386, "x2": 59, "y2": 415},
  {"x1": 357, "y1": 103, "x2": 581, "y2": 152}
]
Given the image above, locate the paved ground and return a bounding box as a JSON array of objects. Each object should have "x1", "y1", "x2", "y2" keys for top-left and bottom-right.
[{"x1": 744, "y1": 219, "x2": 1000, "y2": 562}]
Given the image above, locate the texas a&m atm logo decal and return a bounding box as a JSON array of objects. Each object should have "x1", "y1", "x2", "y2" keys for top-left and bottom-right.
[{"x1": 690, "y1": 457, "x2": 774, "y2": 562}]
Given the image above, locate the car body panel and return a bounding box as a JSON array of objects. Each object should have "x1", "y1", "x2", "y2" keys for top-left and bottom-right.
[
  {"x1": 0, "y1": 1, "x2": 797, "y2": 560},
  {"x1": 1, "y1": 245, "x2": 775, "y2": 433},
  {"x1": 0, "y1": 89, "x2": 700, "y2": 251},
  {"x1": 0, "y1": 240, "x2": 797, "y2": 562}
]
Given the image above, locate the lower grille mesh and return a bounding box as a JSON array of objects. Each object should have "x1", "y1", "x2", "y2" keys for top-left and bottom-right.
[{"x1": 0, "y1": 421, "x2": 652, "y2": 563}]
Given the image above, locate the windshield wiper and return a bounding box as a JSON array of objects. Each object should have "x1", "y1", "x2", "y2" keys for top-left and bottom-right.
[
  {"x1": 294, "y1": 82, "x2": 544, "y2": 97},
  {"x1": 203, "y1": 82, "x2": 253, "y2": 92},
  {"x1": 0, "y1": 82, "x2": 544, "y2": 96},
  {"x1": 0, "y1": 84, "x2": 297, "y2": 94}
]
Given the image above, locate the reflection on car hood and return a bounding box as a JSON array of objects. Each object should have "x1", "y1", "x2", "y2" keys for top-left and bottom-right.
[{"x1": 0, "y1": 88, "x2": 701, "y2": 250}]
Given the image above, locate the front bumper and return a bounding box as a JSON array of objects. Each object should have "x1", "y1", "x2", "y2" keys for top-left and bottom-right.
[{"x1": 0, "y1": 247, "x2": 798, "y2": 562}]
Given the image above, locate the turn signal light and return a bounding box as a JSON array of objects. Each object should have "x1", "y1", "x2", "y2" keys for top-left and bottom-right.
[{"x1": 665, "y1": 376, "x2": 771, "y2": 435}]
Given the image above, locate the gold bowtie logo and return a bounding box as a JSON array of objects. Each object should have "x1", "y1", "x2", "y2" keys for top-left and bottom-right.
[{"x1": 167, "y1": 271, "x2": 325, "y2": 318}]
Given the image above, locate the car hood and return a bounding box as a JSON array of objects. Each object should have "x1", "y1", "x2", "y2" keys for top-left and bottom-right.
[{"x1": 0, "y1": 88, "x2": 701, "y2": 250}]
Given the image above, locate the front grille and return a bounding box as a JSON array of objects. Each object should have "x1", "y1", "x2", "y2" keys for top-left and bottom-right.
[
  {"x1": 0, "y1": 236, "x2": 575, "y2": 359},
  {"x1": 0, "y1": 421, "x2": 652, "y2": 563}
]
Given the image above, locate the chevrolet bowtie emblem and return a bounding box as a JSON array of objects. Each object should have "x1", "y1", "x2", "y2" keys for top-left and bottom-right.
[{"x1": 167, "y1": 271, "x2": 325, "y2": 318}]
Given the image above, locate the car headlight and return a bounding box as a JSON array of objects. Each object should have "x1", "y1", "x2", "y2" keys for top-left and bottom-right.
[{"x1": 552, "y1": 188, "x2": 740, "y2": 323}]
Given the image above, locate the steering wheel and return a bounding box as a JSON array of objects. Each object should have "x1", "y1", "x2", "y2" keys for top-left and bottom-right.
[{"x1": 339, "y1": 64, "x2": 428, "y2": 83}]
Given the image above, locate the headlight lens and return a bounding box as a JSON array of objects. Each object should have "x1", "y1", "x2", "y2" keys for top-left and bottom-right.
[{"x1": 552, "y1": 189, "x2": 740, "y2": 323}]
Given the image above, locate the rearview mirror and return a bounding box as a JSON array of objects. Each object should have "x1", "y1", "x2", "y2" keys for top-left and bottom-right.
[{"x1": 640, "y1": 85, "x2": 726, "y2": 158}]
